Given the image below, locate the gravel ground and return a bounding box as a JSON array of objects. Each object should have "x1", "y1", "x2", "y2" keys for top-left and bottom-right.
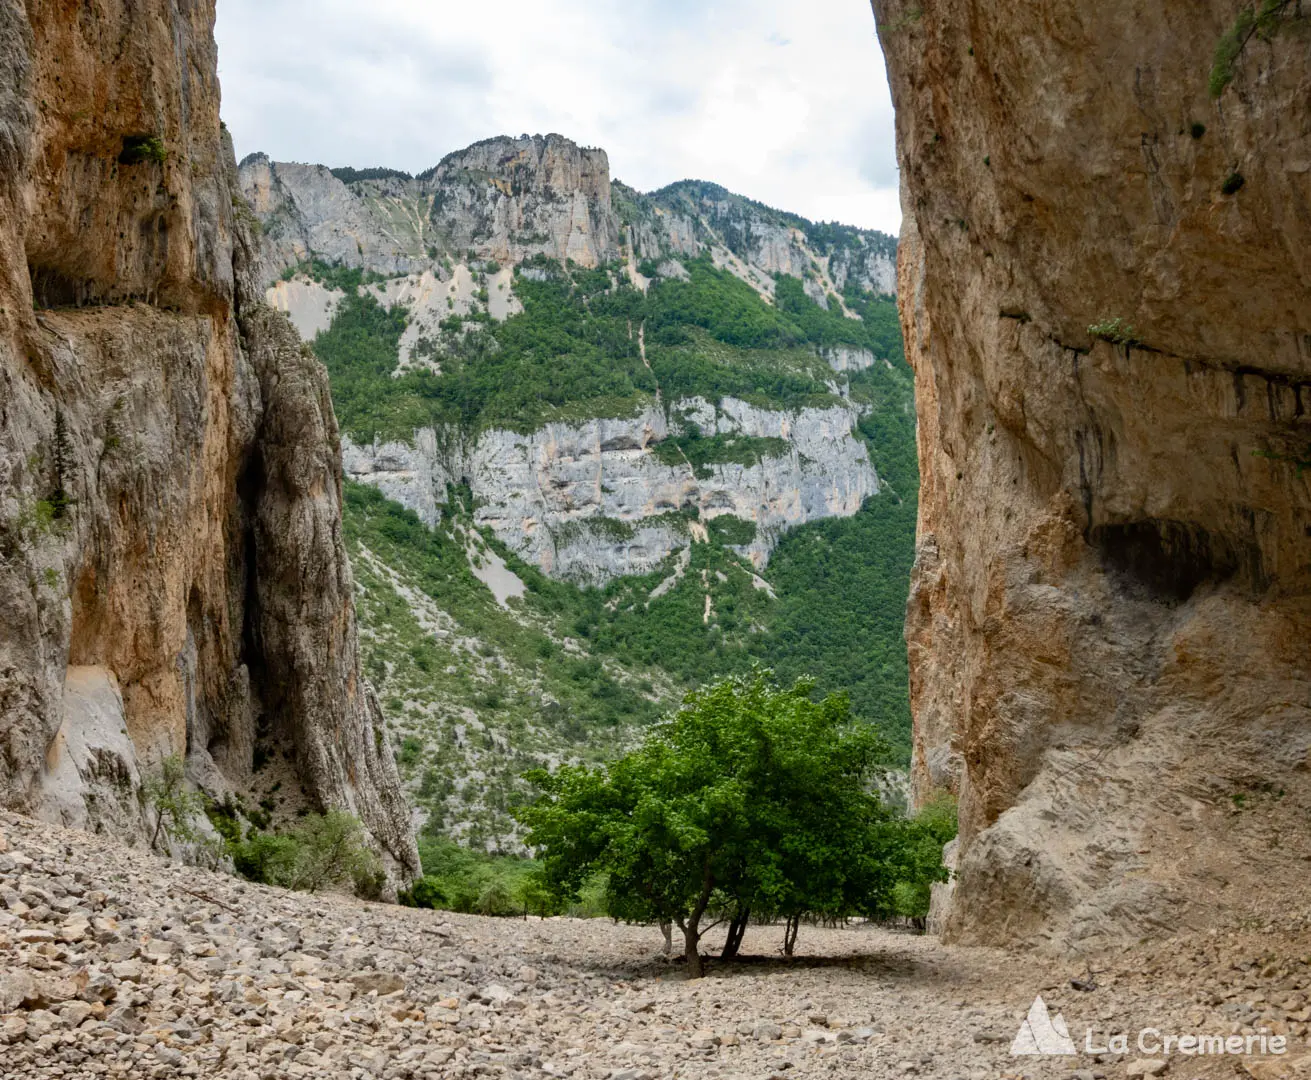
[{"x1": 1, "y1": 810, "x2": 1308, "y2": 1080}]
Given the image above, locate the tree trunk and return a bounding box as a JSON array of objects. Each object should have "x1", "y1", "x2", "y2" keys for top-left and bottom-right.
[
  {"x1": 783, "y1": 914, "x2": 800, "y2": 956},
  {"x1": 684, "y1": 923, "x2": 703, "y2": 978},
  {"x1": 660, "y1": 920, "x2": 672, "y2": 955},
  {"x1": 721, "y1": 906, "x2": 749, "y2": 959},
  {"x1": 679, "y1": 857, "x2": 715, "y2": 979}
]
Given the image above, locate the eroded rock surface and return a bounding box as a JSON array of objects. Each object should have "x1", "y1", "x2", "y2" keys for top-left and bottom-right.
[
  {"x1": 875, "y1": 0, "x2": 1311, "y2": 946},
  {"x1": 0, "y1": 1, "x2": 417, "y2": 881},
  {"x1": 341, "y1": 397, "x2": 879, "y2": 585},
  {"x1": 238, "y1": 140, "x2": 897, "y2": 307}
]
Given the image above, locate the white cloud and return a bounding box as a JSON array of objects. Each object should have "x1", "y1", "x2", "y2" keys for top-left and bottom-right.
[{"x1": 215, "y1": 0, "x2": 902, "y2": 235}]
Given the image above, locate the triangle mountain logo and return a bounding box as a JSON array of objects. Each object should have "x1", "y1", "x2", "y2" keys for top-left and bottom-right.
[{"x1": 1010, "y1": 995, "x2": 1078, "y2": 1055}]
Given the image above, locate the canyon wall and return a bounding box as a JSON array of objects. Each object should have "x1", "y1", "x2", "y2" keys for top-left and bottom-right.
[
  {"x1": 876, "y1": 0, "x2": 1311, "y2": 946},
  {"x1": 0, "y1": 0, "x2": 417, "y2": 881}
]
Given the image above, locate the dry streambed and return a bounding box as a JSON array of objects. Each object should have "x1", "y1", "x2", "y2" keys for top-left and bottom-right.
[{"x1": 0, "y1": 810, "x2": 1307, "y2": 1080}]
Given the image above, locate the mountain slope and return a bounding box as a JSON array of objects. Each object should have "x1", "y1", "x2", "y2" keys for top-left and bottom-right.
[{"x1": 238, "y1": 136, "x2": 915, "y2": 843}]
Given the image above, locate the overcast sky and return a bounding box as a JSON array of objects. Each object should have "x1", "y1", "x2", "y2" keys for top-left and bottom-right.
[{"x1": 214, "y1": 0, "x2": 902, "y2": 236}]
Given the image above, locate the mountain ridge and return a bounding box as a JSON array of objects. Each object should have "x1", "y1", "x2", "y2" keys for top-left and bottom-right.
[{"x1": 239, "y1": 133, "x2": 897, "y2": 301}]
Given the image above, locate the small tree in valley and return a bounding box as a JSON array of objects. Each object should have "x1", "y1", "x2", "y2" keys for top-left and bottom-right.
[
  {"x1": 144, "y1": 755, "x2": 205, "y2": 850},
  {"x1": 517, "y1": 670, "x2": 925, "y2": 977}
]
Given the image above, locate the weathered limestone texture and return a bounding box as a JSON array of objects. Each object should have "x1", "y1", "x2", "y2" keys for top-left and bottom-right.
[
  {"x1": 0, "y1": 0, "x2": 417, "y2": 882},
  {"x1": 876, "y1": 0, "x2": 1311, "y2": 946},
  {"x1": 340, "y1": 398, "x2": 879, "y2": 585}
]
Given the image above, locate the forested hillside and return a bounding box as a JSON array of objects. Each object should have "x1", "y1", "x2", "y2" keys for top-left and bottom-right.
[{"x1": 239, "y1": 140, "x2": 915, "y2": 847}]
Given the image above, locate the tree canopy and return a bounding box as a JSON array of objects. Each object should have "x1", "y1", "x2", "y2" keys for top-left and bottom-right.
[{"x1": 516, "y1": 671, "x2": 945, "y2": 976}]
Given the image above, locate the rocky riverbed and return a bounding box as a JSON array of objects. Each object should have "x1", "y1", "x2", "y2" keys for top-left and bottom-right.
[{"x1": 0, "y1": 810, "x2": 1308, "y2": 1079}]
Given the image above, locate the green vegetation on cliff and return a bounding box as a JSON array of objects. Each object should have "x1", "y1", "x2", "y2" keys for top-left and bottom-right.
[
  {"x1": 310, "y1": 253, "x2": 908, "y2": 444},
  {"x1": 312, "y1": 244, "x2": 918, "y2": 843}
]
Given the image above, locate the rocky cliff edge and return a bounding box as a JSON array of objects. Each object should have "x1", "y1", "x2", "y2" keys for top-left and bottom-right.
[
  {"x1": 0, "y1": 0, "x2": 418, "y2": 883},
  {"x1": 876, "y1": 0, "x2": 1311, "y2": 947}
]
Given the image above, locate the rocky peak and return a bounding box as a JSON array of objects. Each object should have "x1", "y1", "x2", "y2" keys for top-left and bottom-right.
[
  {"x1": 422, "y1": 133, "x2": 619, "y2": 268},
  {"x1": 640, "y1": 180, "x2": 898, "y2": 298},
  {"x1": 238, "y1": 135, "x2": 898, "y2": 305}
]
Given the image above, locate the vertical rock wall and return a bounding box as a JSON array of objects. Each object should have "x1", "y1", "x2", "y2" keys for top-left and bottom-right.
[
  {"x1": 875, "y1": 0, "x2": 1311, "y2": 945},
  {"x1": 0, "y1": 0, "x2": 417, "y2": 882}
]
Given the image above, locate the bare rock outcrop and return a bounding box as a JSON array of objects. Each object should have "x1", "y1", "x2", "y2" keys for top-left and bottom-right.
[
  {"x1": 875, "y1": 0, "x2": 1310, "y2": 946},
  {"x1": 427, "y1": 134, "x2": 620, "y2": 269},
  {"x1": 238, "y1": 142, "x2": 898, "y2": 306},
  {"x1": 0, "y1": 0, "x2": 417, "y2": 882},
  {"x1": 341, "y1": 397, "x2": 880, "y2": 585},
  {"x1": 242, "y1": 134, "x2": 621, "y2": 279}
]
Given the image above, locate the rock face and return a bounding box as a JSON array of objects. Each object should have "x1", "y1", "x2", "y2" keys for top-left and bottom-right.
[
  {"x1": 427, "y1": 135, "x2": 619, "y2": 269},
  {"x1": 641, "y1": 180, "x2": 898, "y2": 299},
  {"x1": 876, "y1": 0, "x2": 1311, "y2": 946},
  {"x1": 238, "y1": 141, "x2": 897, "y2": 304},
  {"x1": 341, "y1": 398, "x2": 879, "y2": 585},
  {"x1": 241, "y1": 135, "x2": 620, "y2": 280},
  {"x1": 0, "y1": 1, "x2": 417, "y2": 881}
]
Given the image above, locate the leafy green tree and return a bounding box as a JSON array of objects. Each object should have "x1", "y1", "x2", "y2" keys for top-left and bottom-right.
[
  {"x1": 517, "y1": 671, "x2": 927, "y2": 977},
  {"x1": 144, "y1": 755, "x2": 205, "y2": 850},
  {"x1": 225, "y1": 810, "x2": 383, "y2": 895},
  {"x1": 282, "y1": 810, "x2": 384, "y2": 894},
  {"x1": 889, "y1": 794, "x2": 958, "y2": 927}
]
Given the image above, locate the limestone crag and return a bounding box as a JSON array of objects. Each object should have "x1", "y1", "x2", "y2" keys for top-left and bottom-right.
[
  {"x1": 642, "y1": 181, "x2": 898, "y2": 301},
  {"x1": 241, "y1": 135, "x2": 619, "y2": 281},
  {"x1": 238, "y1": 140, "x2": 897, "y2": 309},
  {"x1": 0, "y1": 1, "x2": 417, "y2": 881},
  {"x1": 239, "y1": 156, "x2": 434, "y2": 279},
  {"x1": 876, "y1": 0, "x2": 1311, "y2": 946},
  {"x1": 341, "y1": 397, "x2": 879, "y2": 585},
  {"x1": 427, "y1": 135, "x2": 619, "y2": 269}
]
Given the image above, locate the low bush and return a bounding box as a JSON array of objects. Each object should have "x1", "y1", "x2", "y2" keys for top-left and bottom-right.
[{"x1": 225, "y1": 810, "x2": 383, "y2": 897}]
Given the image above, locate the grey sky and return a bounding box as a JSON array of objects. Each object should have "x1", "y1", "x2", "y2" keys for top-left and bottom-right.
[{"x1": 214, "y1": 0, "x2": 902, "y2": 236}]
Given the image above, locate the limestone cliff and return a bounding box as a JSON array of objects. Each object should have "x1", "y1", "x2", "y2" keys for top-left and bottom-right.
[
  {"x1": 241, "y1": 135, "x2": 618, "y2": 279},
  {"x1": 631, "y1": 180, "x2": 898, "y2": 302},
  {"x1": 238, "y1": 138, "x2": 897, "y2": 305},
  {"x1": 341, "y1": 397, "x2": 879, "y2": 585},
  {"x1": 0, "y1": 0, "x2": 418, "y2": 881},
  {"x1": 238, "y1": 139, "x2": 898, "y2": 587},
  {"x1": 875, "y1": 0, "x2": 1311, "y2": 946}
]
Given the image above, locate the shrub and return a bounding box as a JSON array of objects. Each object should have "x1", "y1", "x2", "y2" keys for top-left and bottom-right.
[
  {"x1": 398, "y1": 736, "x2": 423, "y2": 766},
  {"x1": 229, "y1": 831, "x2": 299, "y2": 884},
  {"x1": 1210, "y1": 0, "x2": 1298, "y2": 98},
  {"x1": 399, "y1": 876, "x2": 448, "y2": 909},
  {"x1": 144, "y1": 755, "x2": 204, "y2": 849},
  {"x1": 227, "y1": 810, "x2": 382, "y2": 896},
  {"x1": 118, "y1": 134, "x2": 167, "y2": 167},
  {"x1": 1087, "y1": 317, "x2": 1139, "y2": 345}
]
